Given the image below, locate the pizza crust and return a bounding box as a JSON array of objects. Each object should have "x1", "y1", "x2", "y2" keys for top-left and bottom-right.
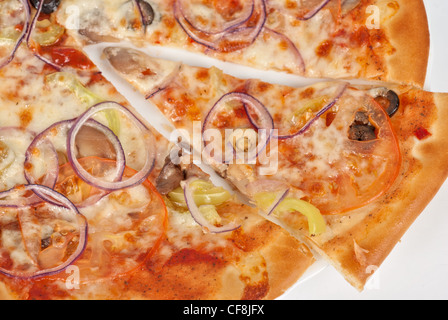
[
  {"x1": 101, "y1": 49, "x2": 447, "y2": 291},
  {"x1": 212, "y1": 202, "x2": 316, "y2": 300},
  {"x1": 261, "y1": 232, "x2": 315, "y2": 300},
  {"x1": 381, "y1": 0, "x2": 430, "y2": 87},
  {"x1": 300, "y1": 92, "x2": 448, "y2": 290}
]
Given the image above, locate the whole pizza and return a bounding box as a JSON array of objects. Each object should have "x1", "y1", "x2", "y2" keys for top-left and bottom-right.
[{"x1": 0, "y1": 0, "x2": 446, "y2": 300}]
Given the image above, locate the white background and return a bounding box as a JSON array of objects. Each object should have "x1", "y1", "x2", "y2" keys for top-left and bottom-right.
[{"x1": 86, "y1": 0, "x2": 448, "y2": 300}]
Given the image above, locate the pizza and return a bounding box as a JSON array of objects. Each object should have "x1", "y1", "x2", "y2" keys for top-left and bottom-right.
[
  {"x1": 102, "y1": 46, "x2": 448, "y2": 291},
  {"x1": 52, "y1": 0, "x2": 429, "y2": 87},
  {"x1": 0, "y1": 0, "x2": 445, "y2": 300},
  {"x1": 0, "y1": 0, "x2": 314, "y2": 300}
]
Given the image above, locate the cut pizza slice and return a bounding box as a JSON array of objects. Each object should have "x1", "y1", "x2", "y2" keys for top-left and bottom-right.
[
  {"x1": 50, "y1": 0, "x2": 430, "y2": 87},
  {"x1": 0, "y1": 2, "x2": 314, "y2": 300},
  {"x1": 103, "y1": 46, "x2": 448, "y2": 290}
]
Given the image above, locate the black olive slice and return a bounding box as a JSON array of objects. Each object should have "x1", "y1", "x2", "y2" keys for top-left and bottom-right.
[
  {"x1": 373, "y1": 89, "x2": 400, "y2": 117},
  {"x1": 29, "y1": 0, "x2": 61, "y2": 15},
  {"x1": 136, "y1": 0, "x2": 155, "y2": 27}
]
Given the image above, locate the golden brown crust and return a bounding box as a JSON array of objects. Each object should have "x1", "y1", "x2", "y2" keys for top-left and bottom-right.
[
  {"x1": 381, "y1": 0, "x2": 430, "y2": 87},
  {"x1": 0, "y1": 198, "x2": 314, "y2": 300},
  {"x1": 104, "y1": 51, "x2": 448, "y2": 291},
  {"x1": 0, "y1": 283, "x2": 15, "y2": 300},
  {"x1": 261, "y1": 233, "x2": 315, "y2": 300},
  {"x1": 216, "y1": 202, "x2": 315, "y2": 300},
  {"x1": 300, "y1": 91, "x2": 448, "y2": 290}
]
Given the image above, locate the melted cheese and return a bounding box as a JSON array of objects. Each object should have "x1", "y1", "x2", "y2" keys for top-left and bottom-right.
[
  {"x1": 0, "y1": 43, "x2": 166, "y2": 277},
  {"x1": 0, "y1": 129, "x2": 35, "y2": 191},
  {"x1": 56, "y1": 0, "x2": 367, "y2": 79},
  {"x1": 166, "y1": 208, "x2": 230, "y2": 252}
]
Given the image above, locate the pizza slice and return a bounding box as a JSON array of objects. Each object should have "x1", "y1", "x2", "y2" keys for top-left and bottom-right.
[
  {"x1": 0, "y1": 1, "x2": 314, "y2": 300},
  {"x1": 103, "y1": 46, "x2": 448, "y2": 290},
  {"x1": 37, "y1": 0, "x2": 430, "y2": 87}
]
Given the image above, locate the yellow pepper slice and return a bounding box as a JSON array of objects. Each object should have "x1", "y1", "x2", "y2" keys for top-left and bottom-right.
[
  {"x1": 168, "y1": 180, "x2": 231, "y2": 208},
  {"x1": 33, "y1": 20, "x2": 65, "y2": 47},
  {"x1": 254, "y1": 192, "x2": 326, "y2": 236}
]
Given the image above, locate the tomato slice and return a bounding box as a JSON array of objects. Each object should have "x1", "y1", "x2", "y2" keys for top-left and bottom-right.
[
  {"x1": 53, "y1": 157, "x2": 168, "y2": 282},
  {"x1": 276, "y1": 89, "x2": 401, "y2": 214}
]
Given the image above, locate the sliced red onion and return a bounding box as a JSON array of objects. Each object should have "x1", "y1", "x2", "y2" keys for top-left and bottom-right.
[
  {"x1": 299, "y1": 0, "x2": 331, "y2": 20},
  {"x1": 0, "y1": 0, "x2": 31, "y2": 70},
  {"x1": 182, "y1": 178, "x2": 240, "y2": 234},
  {"x1": 24, "y1": 119, "x2": 125, "y2": 200},
  {"x1": 266, "y1": 188, "x2": 289, "y2": 215},
  {"x1": 202, "y1": 92, "x2": 274, "y2": 164},
  {"x1": 174, "y1": 0, "x2": 267, "y2": 52},
  {"x1": 145, "y1": 63, "x2": 182, "y2": 99},
  {"x1": 24, "y1": 135, "x2": 59, "y2": 189},
  {"x1": 67, "y1": 102, "x2": 156, "y2": 191},
  {"x1": 177, "y1": 0, "x2": 255, "y2": 35},
  {"x1": 0, "y1": 185, "x2": 88, "y2": 279},
  {"x1": 0, "y1": 127, "x2": 40, "y2": 205},
  {"x1": 263, "y1": 27, "x2": 306, "y2": 74},
  {"x1": 244, "y1": 179, "x2": 290, "y2": 215},
  {"x1": 236, "y1": 93, "x2": 274, "y2": 160},
  {"x1": 275, "y1": 83, "x2": 348, "y2": 140},
  {"x1": 25, "y1": 0, "x2": 62, "y2": 70},
  {"x1": 0, "y1": 185, "x2": 37, "y2": 208}
]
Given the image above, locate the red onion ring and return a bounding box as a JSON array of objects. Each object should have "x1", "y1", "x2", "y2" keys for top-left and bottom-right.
[
  {"x1": 244, "y1": 179, "x2": 290, "y2": 215},
  {"x1": 0, "y1": 0, "x2": 31, "y2": 70},
  {"x1": 145, "y1": 63, "x2": 182, "y2": 99},
  {"x1": 24, "y1": 133, "x2": 59, "y2": 189},
  {"x1": 182, "y1": 178, "x2": 241, "y2": 234},
  {"x1": 25, "y1": 0, "x2": 62, "y2": 70},
  {"x1": 24, "y1": 118, "x2": 125, "y2": 205},
  {"x1": 263, "y1": 27, "x2": 306, "y2": 74},
  {"x1": 266, "y1": 188, "x2": 289, "y2": 216},
  {"x1": 299, "y1": 0, "x2": 331, "y2": 20},
  {"x1": 202, "y1": 92, "x2": 274, "y2": 164},
  {"x1": 67, "y1": 102, "x2": 156, "y2": 191},
  {"x1": 0, "y1": 185, "x2": 88, "y2": 279},
  {"x1": 0, "y1": 127, "x2": 40, "y2": 206},
  {"x1": 174, "y1": 0, "x2": 267, "y2": 52},
  {"x1": 275, "y1": 83, "x2": 349, "y2": 140},
  {"x1": 177, "y1": 0, "x2": 255, "y2": 35}
]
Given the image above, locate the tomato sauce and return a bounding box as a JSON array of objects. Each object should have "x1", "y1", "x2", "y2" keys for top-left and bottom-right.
[{"x1": 41, "y1": 47, "x2": 95, "y2": 70}]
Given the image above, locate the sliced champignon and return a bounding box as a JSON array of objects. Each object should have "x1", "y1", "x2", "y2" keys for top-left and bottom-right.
[
  {"x1": 75, "y1": 126, "x2": 117, "y2": 160},
  {"x1": 182, "y1": 163, "x2": 210, "y2": 181},
  {"x1": 155, "y1": 155, "x2": 184, "y2": 195},
  {"x1": 103, "y1": 47, "x2": 150, "y2": 76},
  {"x1": 77, "y1": 9, "x2": 120, "y2": 43},
  {"x1": 29, "y1": 0, "x2": 61, "y2": 14},
  {"x1": 348, "y1": 111, "x2": 377, "y2": 141},
  {"x1": 372, "y1": 88, "x2": 400, "y2": 117},
  {"x1": 155, "y1": 150, "x2": 212, "y2": 195}
]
